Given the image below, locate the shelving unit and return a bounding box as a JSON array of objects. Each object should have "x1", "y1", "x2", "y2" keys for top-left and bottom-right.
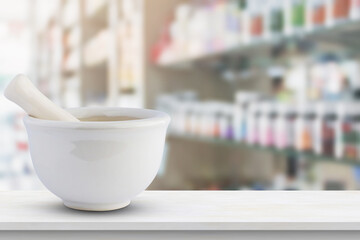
[
  {"x1": 144, "y1": 0, "x2": 360, "y2": 190},
  {"x1": 35, "y1": 0, "x2": 189, "y2": 109},
  {"x1": 35, "y1": 0, "x2": 145, "y2": 108},
  {"x1": 168, "y1": 133, "x2": 360, "y2": 168},
  {"x1": 158, "y1": 18, "x2": 360, "y2": 69}
]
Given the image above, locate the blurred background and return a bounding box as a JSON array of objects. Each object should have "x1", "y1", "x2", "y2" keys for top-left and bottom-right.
[{"x1": 1, "y1": 0, "x2": 360, "y2": 191}]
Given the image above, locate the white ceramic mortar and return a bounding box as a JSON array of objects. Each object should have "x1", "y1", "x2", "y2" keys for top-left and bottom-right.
[{"x1": 24, "y1": 107, "x2": 170, "y2": 211}]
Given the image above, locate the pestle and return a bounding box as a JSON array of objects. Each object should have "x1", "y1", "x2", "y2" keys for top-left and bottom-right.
[{"x1": 4, "y1": 74, "x2": 80, "y2": 122}]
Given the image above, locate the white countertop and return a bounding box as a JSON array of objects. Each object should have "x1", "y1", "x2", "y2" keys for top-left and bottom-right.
[{"x1": 0, "y1": 191, "x2": 360, "y2": 231}]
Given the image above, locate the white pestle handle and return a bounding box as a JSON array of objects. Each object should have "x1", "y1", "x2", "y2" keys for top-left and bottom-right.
[{"x1": 4, "y1": 74, "x2": 80, "y2": 122}]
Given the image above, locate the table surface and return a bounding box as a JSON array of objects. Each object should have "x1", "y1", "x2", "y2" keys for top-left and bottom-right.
[{"x1": 1, "y1": 191, "x2": 360, "y2": 231}]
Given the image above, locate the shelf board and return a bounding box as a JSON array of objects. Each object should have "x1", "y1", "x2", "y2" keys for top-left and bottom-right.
[
  {"x1": 157, "y1": 19, "x2": 360, "y2": 68},
  {"x1": 120, "y1": 87, "x2": 137, "y2": 94},
  {"x1": 63, "y1": 21, "x2": 80, "y2": 33},
  {"x1": 167, "y1": 133, "x2": 360, "y2": 167},
  {"x1": 84, "y1": 57, "x2": 107, "y2": 70},
  {"x1": 62, "y1": 69, "x2": 78, "y2": 78},
  {"x1": 85, "y1": 1, "x2": 107, "y2": 25},
  {"x1": 83, "y1": 1, "x2": 108, "y2": 42},
  {"x1": 83, "y1": 24, "x2": 107, "y2": 42}
]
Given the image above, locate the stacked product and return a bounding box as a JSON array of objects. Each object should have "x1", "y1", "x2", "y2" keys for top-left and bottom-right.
[
  {"x1": 159, "y1": 91, "x2": 360, "y2": 161},
  {"x1": 235, "y1": 94, "x2": 360, "y2": 160},
  {"x1": 274, "y1": 103, "x2": 296, "y2": 149},
  {"x1": 233, "y1": 91, "x2": 259, "y2": 141},
  {"x1": 336, "y1": 102, "x2": 360, "y2": 160},
  {"x1": 153, "y1": 0, "x2": 360, "y2": 64},
  {"x1": 313, "y1": 102, "x2": 337, "y2": 156},
  {"x1": 157, "y1": 92, "x2": 235, "y2": 140},
  {"x1": 174, "y1": 101, "x2": 235, "y2": 140},
  {"x1": 294, "y1": 104, "x2": 316, "y2": 152}
]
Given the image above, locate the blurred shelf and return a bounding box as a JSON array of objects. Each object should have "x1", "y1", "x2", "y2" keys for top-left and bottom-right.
[
  {"x1": 86, "y1": 0, "x2": 107, "y2": 24},
  {"x1": 63, "y1": 22, "x2": 79, "y2": 34},
  {"x1": 84, "y1": 57, "x2": 107, "y2": 69},
  {"x1": 83, "y1": 23, "x2": 107, "y2": 42},
  {"x1": 167, "y1": 133, "x2": 360, "y2": 167},
  {"x1": 82, "y1": 0, "x2": 108, "y2": 43},
  {"x1": 62, "y1": 69, "x2": 78, "y2": 78},
  {"x1": 120, "y1": 87, "x2": 136, "y2": 94},
  {"x1": 158, "y1": 19, "x2": 360, "y2": 69}
]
